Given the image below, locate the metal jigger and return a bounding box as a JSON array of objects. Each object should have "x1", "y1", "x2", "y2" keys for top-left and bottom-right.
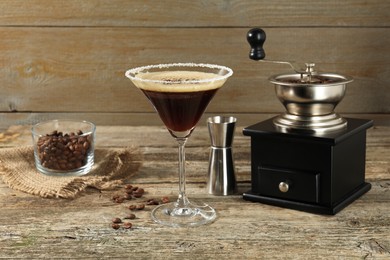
[{"x1": 207, "y1": 116, "x2": 237, "y2": 195}]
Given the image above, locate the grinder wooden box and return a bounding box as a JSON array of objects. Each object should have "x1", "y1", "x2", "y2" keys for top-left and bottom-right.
[{"x1": 243, "y1": 117, "x2": 373, "y2": 215}]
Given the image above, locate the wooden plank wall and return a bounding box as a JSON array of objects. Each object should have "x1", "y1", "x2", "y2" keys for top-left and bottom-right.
[{"x1": 0, "y1": 0, "x2": 389, "y2": 129}]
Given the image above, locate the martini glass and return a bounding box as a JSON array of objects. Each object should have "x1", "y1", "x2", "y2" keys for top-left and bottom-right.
[{"x1": 125, "y1": 63, "x2": 233, "y2": 227}]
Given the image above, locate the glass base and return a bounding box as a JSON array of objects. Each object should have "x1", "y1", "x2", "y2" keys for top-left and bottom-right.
[{"x1": 151, "y1": 201, "x2": 217, "y2": 227}]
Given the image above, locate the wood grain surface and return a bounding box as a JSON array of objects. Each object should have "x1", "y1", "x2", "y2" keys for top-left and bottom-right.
[
  {"x1": 0, "y1": 124, "x2": 389, "y2": 259},
  {"x1": 0, "y1": 1, "x2": 389, "y2": 128},
  {"x1": 0, "y1": 2, "x2": 389, "y2": 258},
  {"x1": 0, "y1": 0, "x2": 388, "y2": 27}
]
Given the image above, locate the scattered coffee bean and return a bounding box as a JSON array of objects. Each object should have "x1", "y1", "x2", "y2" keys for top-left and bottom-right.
[
  {"x1": 111, "y1": 223, "x2": 120, "y2": 230},
  {"x1": 128, "y1": 204, "x2": 145, "y2": 211},
  {"x1": 123, "y1": 222, "x2": 132, "y2": 229},
  {"x1": 161, "y1": 196, "x2": 170, "y2": 204},
  {"x1": 128, "y1": 205, "x2": 137, "y2": 210},
  {"x1": 112, "y1": 217, "x2": 122, "y2": 224},
  {"x1": 132, "y1": 193, "x2": 142, "y2": 198},
  {"x1": 136, "y1": 204, "x2": 145, "y2": 210},
  {"x1": 112, "y1": 184, "x2": 147, "y2": 204},
  {"x1": 124, "y1": 213, "x2": 136, "y2": 220},
  {"x1": 132, "y1": 188, "x2": 145, "y2": 198},
  {"x1": 146, "y1": 198, "x2": 160, "y2": 205},
  {"x1": 114, "y1": 197, "x2": 125, "y2": 203},
  {"x1": 36, "y1": 130, "x2": 93, "y2": 171},
  {"x1": 135, "y1": 188, "x2": 144, "y2": 194}
]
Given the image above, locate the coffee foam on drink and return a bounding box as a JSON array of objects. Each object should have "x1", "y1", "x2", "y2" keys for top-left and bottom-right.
[{"x1": 132, "y1": 71, "x2": 226, "y2": 92}]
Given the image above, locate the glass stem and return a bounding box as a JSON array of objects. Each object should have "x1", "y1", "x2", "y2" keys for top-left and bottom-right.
[{"x1": 176, "y1": 137, "x2": 189, "y2": 208}]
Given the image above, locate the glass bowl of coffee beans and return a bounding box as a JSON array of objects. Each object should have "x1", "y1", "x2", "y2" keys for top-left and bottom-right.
[{"x1": 31, "y1": 119, "x2": 96, "y2": 176}]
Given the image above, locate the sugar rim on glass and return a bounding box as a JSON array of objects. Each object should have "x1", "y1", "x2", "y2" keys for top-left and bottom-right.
[{"x1": 125, "y1": 63, "x2": 233, "y2": 84}]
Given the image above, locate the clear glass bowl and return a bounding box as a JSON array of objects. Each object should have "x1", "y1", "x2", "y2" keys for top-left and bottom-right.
[{"x1": 31, "y1": 120, "x2": 95, "y2": 176}]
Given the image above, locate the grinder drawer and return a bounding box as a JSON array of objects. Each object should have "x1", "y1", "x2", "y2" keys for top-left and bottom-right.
[{"x1": 258, "y1": 166, "x2": 320, "y2": 203}]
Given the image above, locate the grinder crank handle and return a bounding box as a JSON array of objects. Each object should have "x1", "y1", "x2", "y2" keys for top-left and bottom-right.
[
  {"x1": 247, "y1": 28, "x2": 308, "y2": 74},
  {"x1": 247, "y1": 28, "x2": 266, "y2": 60}
]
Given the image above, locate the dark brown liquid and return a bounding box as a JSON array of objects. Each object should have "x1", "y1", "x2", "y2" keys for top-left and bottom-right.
[{"x1": 142, "y1": 88, "x2": 219, "y2": 132}]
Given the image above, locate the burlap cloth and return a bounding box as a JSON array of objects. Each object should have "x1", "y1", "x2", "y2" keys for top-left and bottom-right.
[{"x1": 0, "y1": 146, "x2": 142, "y2": 199}]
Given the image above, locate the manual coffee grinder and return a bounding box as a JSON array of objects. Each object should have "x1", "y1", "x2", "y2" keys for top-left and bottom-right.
[{"x1": 243, "y1": 28, "x2": 373, "y2": 215}]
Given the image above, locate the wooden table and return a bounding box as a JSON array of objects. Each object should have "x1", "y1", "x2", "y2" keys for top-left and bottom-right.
[{"x1": 0, "y1": 124, "x2": 389, "y2": 259}]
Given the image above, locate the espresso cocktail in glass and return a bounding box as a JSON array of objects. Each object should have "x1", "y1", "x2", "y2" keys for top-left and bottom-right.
[{"x1": 126, "y1": 63, "x2": 233, "y2": 227}]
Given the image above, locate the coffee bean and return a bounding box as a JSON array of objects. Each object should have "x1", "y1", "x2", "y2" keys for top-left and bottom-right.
[
  {"x1": 132, "y1": 193, "x2": 143, "y2": 198},
  {"x1": 136, "y1": 204, "x2": 145, "y2": 210},
  {"x1": 128, "y1": 204, "x2": 145, "y2": 210},
  {"x1": 136, "y1": 188, "x2": 144, "y2": 193},
  {"x1": 161, "y1": 197, "x2": 170, "y2": 204},
  {"x1": 132, "y1": 188, "x2": 145, "y2": 198},
  {"x1": 123, "y1": 222, "x2": 132, "y2": 229},
  {"x1": 114, "y1": 197, "x2": 125, "y2": 203},
  {"x1": 128, "y1": 205, "x2": 137, "y2": 210},
  {"x1": 112, "y1": 217, "x2": 122, "y2": 224},
  {"x1": 124, "y1": 213, "x2": 136, "y2": 220},
  {"x1": 146, "y1": 198, "x2": 159, "y2": 205},
  {"x1": 111, "y1": 223, "x2": 120, "y2": 230}
]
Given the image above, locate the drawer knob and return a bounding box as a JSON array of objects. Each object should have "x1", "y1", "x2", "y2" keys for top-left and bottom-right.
[{"x1": 279, "y1": 181, "x2": 290, "y2": 193}]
